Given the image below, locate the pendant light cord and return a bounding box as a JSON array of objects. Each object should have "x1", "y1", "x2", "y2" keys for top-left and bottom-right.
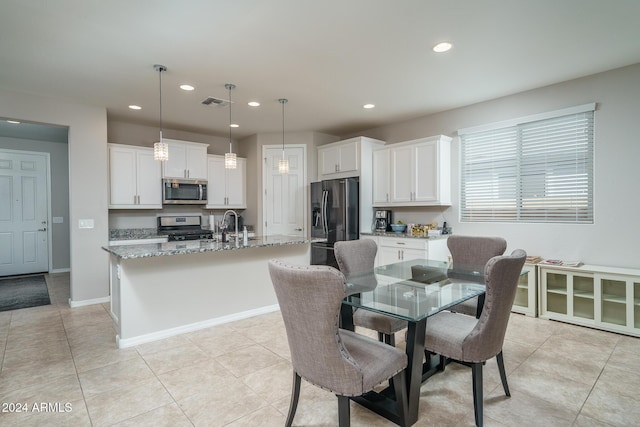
[
  {"x1": 159, "y1": 67, "x2": 164, "y2": 141},
  {"x1": 228, "y1": 85, "x2": 232, "y2": 153}
]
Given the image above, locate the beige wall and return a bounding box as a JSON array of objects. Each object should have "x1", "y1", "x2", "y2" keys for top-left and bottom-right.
[
  {"x1": 108, "y1": 120, "x2": 230, "y2": 155},
  {"x1": 239, "y1": 131, "x2": 338, "y2": 235},
  {"x1": 0, "y1": 88, "x2": 109, "y2": 303},
  {"x1": 344, "y1": 63, "x2": 640, "y2": 268}
]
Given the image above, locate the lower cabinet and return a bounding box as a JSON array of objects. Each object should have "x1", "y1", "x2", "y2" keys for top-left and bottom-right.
[
  {"x1": 540, "y1": 264, "x2": 640, "y2": 337},
  {"x1": 360, "y1": 235, "x2": 449, "y2": 267}
]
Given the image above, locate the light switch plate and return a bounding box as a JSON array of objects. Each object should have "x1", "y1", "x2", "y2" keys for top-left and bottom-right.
[{"x1": 79, "y1": 219, "x2": 94, "y2": 229}]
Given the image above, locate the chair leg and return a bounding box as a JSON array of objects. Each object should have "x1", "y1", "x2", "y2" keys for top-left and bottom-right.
[
  {"x1": 392, "y1": 370, "x2": 409, "y2": 427},
  {"x1": 337, "y1": 395, "x2": 350, "y2": 427},
  {"x1": 285, "y1": 371, "x2": 301, "y2": 427},
  {"x1": 496, "y1": 350, "x2": 510, "y2": 397},
  {"x1": 384, "y1": 332, "x2": 396, "y2": 347},
  {"x1": 471, "y1": 362, "x2": 483, "y2": 427}
]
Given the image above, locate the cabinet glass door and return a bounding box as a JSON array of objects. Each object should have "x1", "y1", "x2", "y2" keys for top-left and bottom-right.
[
  {"x1": 601, "y1": 278, "x2": 626, "y2": 326},
  {"x1": 515, "y1": 270, "x2": 529, "y2": 309},
  {"x1": 635, "y1": 282, "x2": 640, "y2": 329},
  {"x1": 545, "y1": 272, "x2": 567, "y2": 314},
  {"x1": 573, "y1": 275, "x2": 594, "y2": 320}
]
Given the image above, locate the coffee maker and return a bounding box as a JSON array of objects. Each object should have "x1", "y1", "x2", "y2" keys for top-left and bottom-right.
[{"x1": 374, "y1": 210, "x2": 392, "y2": 232}]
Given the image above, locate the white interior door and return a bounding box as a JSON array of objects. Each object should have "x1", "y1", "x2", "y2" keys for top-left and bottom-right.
[
  {"x1": 0, "y1": 150, "x2": 49, "y2": 276},
  {"x1": 263, "y1": 146, "x2": 306, "y2": 237}
]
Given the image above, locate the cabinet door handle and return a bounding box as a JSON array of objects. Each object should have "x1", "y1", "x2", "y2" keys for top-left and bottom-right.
[{"x1": 386, "y1": 193, "x2": 389, "y2": 202}]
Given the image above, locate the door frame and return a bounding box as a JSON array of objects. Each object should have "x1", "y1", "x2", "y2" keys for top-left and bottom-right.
[
  {"x1": 0, "y1": 148, "x2": 53, "y2": 275},
  {"x1": 261, "y1": 144, "x2": 307, "y2": 237}
]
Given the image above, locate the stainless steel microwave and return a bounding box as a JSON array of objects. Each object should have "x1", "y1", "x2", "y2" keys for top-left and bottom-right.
[{"x1": 162, "y1": 179, "x2": 207, "y2": 205}]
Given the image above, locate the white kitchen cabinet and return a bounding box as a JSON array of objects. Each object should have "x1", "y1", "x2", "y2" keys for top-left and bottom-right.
[
  {"x1": 539, "y1": 263, "x2": 640, "y2": 337},
  {"x1": 161, "y1": 139, "x2": 209, "y2": 180},
  {"x1": 206, "y1": 155, "x2": 246, "y2": 209},
  {"x1": 318, "y1": 137, "x2": 385, "y2": 234},
  {"x1": 377, "y1": 236, "x2": 449, "y2": 266},
  {"x1": 317, "y1": 137, "x2": 385, "y2": 181},
  {"x1": 372, "y1": 149, "x2": 391, "y2": 205},
  {"x1": 318, "y1": 139, "x2": 358, "y2": 177},
  {"x1": 108, "y1": 144, "x2": 162, "y2": 209},
  {"x1": 373, "y1": 135, "x2": 451, "y2": 207}
]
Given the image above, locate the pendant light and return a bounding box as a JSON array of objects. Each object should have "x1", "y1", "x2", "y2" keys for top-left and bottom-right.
[
  {"x1": 153, "y1": 64, "x2": 169, "y2": 161},
  {"x1": 278, "y1": 98, "x2": 289, "y2": 174},
  {"x1": 224, "y1": 83, "x2": 237, "y2": 169}
]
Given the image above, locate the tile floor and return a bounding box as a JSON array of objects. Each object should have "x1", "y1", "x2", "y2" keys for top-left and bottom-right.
[{"x1": 0, "y1": 272, "x2": 639, "y2": 426}]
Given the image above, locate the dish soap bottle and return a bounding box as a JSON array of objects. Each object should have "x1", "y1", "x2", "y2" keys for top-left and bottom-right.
[{"x1": 243, "y1": 226, "x2": 248, "y2": 245}]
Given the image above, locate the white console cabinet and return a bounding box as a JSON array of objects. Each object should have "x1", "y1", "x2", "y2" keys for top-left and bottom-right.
[
  {"x1": 540, "y1": 264, "x2": 640, "y2": 337},
  {"x1": 512, "y1": 263, "x2": 537, "y2": 317}
]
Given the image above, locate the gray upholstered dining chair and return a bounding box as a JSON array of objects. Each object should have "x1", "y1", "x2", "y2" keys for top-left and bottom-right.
[
  {"x1": 334, "y1": 239, "x2": 407, "y2": 346},
  {"x1": 447, "y1": 235, "x2": 507, "y2": 317},
  {"x1": 424, "y1": 249, "x2": 526, "y2": 427},
  {"x1": 268, "y1": 259, "x2": 409, "y2": 427}
]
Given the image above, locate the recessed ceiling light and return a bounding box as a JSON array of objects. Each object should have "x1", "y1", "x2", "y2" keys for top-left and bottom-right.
[
  {"x1": 128, "y1": 105, "x2": 142, "y2": 110},
  {"x1": 248, "y1": 101, "x2": 260, "y2": 107},
  {"x1": 6, "y1": 120, "x2": 21, "y2": 124},
  {"x1": 433, "y1": 42, "x2": 452, "y2": 53},
  {"x1": 180, "y1": 84, "x2": 195, "y2": 91},
  {"x1": 230, "y1": 123, "x2": 239, "y2": 128},
  {"x1": 363, "y1": 104, "x2": 375, "y2": 109}
]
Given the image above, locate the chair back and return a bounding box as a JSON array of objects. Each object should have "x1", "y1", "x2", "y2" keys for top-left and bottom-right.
[
  {"x1": 268, "y1": 259, "x2": 364, "y2": 394},
  {"x1": 334, "y1": 239, "x2": 377, "y2": 274},
  {"x1": 447, "y1": 235, "x2": 507, "y2": 271},
  {"x1": 462, "y1": 249, "x2": 526, "y2": 361}
]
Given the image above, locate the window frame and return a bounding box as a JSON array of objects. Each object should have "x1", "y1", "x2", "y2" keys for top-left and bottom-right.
[{"x1": 458, "y1": 103, "x2": 596, "y2": 224}]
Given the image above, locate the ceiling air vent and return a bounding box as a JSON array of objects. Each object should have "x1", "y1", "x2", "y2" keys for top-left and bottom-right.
[{"x1": 201, "y1": 96, "x2": 232, "y2": 107}]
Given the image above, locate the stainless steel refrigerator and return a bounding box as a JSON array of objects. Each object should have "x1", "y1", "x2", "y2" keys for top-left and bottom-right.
[{"x1": 310, "y1": 177, "x2": 359, "y2": 268}]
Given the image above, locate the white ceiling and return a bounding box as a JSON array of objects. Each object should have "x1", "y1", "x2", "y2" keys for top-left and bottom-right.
[{"x1": 1, "y1": 0, "x2": 639, "y2": 140}]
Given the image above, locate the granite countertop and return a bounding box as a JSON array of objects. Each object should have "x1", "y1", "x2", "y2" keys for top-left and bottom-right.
[
  {"x1": 360, "y1": 231, "x2": 449, "y2": 240},
  {"x1": 102, "y1": 235, "x2": 317, "y2": 260}
]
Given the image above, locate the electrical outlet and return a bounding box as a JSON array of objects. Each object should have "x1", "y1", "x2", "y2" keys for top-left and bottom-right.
[{"x1": 79, "y1": 219, "x2": 94, "y2": 229}]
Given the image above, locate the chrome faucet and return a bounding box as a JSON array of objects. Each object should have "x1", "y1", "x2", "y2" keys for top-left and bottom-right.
[{"x1": 222, "y1": 210, "x2": 239, "y2": 244}]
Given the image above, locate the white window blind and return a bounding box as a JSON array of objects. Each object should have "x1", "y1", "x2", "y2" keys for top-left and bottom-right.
[{"x1": 460, "y1": 105, "x2": 594, "y2": 223}]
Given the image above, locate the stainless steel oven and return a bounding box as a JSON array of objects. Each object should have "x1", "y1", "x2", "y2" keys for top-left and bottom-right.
[{"x1": 162, "y1": 178, "x2": 207, "y2": 205}]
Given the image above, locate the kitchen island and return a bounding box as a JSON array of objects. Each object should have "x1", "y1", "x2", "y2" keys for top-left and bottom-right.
[{"x1": 102, "y1": 235, "x2": 313, "y2": 348}]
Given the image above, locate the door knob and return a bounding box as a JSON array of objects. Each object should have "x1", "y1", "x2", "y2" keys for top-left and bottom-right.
[
  {"x1": 294, "y1": 228, "x2": 303, "y2": 231},
  {"x1": 38, "y1": 228, "x2": 47, "y2": 232}
]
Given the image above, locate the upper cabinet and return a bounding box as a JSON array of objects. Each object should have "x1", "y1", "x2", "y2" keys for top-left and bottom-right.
[
  {"x1": 317, "y1": 137, "x2": 385, "y2": 181},
  {"x1": 161, "y1": 139, "x2": 209, "y2": 180},
  {"x1": 317, "y1": 137, "x2": 386, "y2": 233},
  {"x1": 108, "y1": 144, "x2": 162, "y2": 209},
  {"x1": 373, "y1": 135, "x2": 452, "y2": 207},
  {"x1": 206, "y1": 155, "x2": 246, "y2": 209}
]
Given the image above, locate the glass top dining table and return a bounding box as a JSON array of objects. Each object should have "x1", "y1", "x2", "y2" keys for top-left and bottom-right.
[{"x1": 340, "y1": 258, "x2": 490, "y2": 426}]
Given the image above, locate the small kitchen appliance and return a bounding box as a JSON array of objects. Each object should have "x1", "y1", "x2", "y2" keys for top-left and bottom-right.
[
  {"x1": 162, "y1": 178, "x2": 207, "y2": 205},
  {"x1": 157, "y1": 216, "x2": 213, "y2": 241},
  {"x1": 374, "y1": 210, "x2": 392, "y2": 232}
]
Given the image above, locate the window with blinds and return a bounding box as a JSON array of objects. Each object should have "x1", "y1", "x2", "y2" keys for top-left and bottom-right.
[{"x1": 459, "y1": 104, "x2": 595, "y2": 223}]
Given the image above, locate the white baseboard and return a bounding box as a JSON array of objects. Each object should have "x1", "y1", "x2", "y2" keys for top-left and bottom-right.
[
  {"x1": 116, "y1": 304, "x2": 280, "y2": 349},
  {"x1": 69, "y1": 296, "x2": 111, "y2": 308},
  {"x1": 50, "y1": 268, "x2": 70, "y2": 274}
]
